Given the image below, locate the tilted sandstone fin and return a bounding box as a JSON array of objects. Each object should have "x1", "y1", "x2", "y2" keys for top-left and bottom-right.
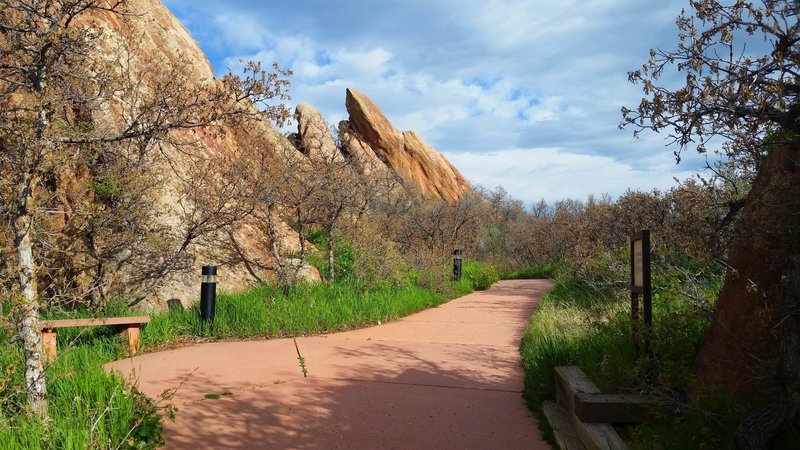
[{"x1": 344, "y1": 88, "x2": 470, "y2": 202}]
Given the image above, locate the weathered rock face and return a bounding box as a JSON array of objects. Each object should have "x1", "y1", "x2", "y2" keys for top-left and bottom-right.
[
  {"x1": 337, "y1": 119, "x2": 390, "y2": 175},
  {"x1": 345, "y1": 89, "x2": 404, "y2": 160},
  {"x1": 294, "y1": 103, "x2": 340, "y2": 162},
  {"x1": 344, "y1": 88, "x2": 470, "y2": 202},
  {"x1": 693, "y1": 144, "x2": 800, "y2": 401},
  {"x1": 24, "y1": 0, "x2": 466, "y2": 309},
  {"x1": 69, "y1": 0, "x2": 317, "y2": 307}
]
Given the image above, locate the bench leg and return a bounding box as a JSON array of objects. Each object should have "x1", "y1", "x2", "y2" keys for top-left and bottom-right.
[
  {"x1": 41, "y1": 329, "x2": 57, "y2": 360},
  {"x1": 119, "y1": 325, "x2": 141, "y2": 354}
]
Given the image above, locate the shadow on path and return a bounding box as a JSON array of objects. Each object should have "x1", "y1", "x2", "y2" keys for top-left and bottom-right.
[{"x1": 107, "y1": 279, "x2": 554, "y2": 449}]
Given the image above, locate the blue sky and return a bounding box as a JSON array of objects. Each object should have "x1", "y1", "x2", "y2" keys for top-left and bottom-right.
[{"x1": 162, "y1": 0, "x2": 706, "y2": 205}]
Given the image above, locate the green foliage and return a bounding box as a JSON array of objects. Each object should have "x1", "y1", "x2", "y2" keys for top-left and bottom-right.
[
  {"x1": 0, "y1": 336, "x2": 164, "y2": 449},
  {"x1": 89, "y1": 175, "x2": 124, "y2": 201},
  {"x1": 308, "y1": 230, "x2": 356, "y2": 281},
  {"x1": 501, "y1": 263, "x2": 556, "y2": 280},
  {"x1": 628, "y1": 389, "x2": 741, "y2": 450},
  {"x1": 140, "y1": 279, "x2": 454, "y2": 344},
  {"x1": 518, "y1": 254, "x2": 744, "y2": 448},
  {"x1": 461, "y1": 260, "x2": 499, "y2": 291}
]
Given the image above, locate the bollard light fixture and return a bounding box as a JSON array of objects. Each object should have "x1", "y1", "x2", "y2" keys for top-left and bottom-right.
[{"x1": 200, "y1": 265, "x2": 217, "y2": 325}]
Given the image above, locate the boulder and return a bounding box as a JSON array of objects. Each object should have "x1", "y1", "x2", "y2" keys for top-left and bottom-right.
[
  {"x1": 693, "y1": 143, "x2": 800, "y2": 401},
  {"x1": 284, "y1": 259, "x2": 322, "y2": 284},
  {"x1": 295, "y1": 103, "x2": 341, "y2": 162}
]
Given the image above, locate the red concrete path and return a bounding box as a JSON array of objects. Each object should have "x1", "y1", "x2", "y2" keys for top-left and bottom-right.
[{"x1": 106, "y1": 279, "x2": 553, "y2": 449}]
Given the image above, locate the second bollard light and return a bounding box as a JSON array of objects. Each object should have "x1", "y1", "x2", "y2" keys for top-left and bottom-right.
[{"x1": 452, "y1": 249, "x2": 463, "y2": 281}]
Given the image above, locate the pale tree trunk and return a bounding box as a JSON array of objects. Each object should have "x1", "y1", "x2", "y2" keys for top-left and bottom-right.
[
  {"x1": 266, "y1": 204, "x2": 288, "y2": 284},
  {"x1": 326, "y1": 227, "x2": 335, "y2": 283},
  {"x1": 12, "y1": 209, "x2": 48, "y2": 417}
]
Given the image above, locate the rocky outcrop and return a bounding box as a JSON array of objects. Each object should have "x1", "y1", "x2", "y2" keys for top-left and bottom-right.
[
  {"x1": 337, "y1": 120, "x2": 390, "y2": 175},
  {"x1": 294, "y1": 103, "x2": 340, "y2": 162},
  {"x1": 345, "y1": 89, "x2": 404, "y2": 160},
  {"x1": 343, "y1": 88, "x2": 470, "y2": 202},
  {"x1": 293, "y1": 95, "x2": 470, "y2": 204},
  {"x1": 17, "y1": 0, "x2": 466, "y2": 309},
  {"x1": 64, "y1": 0, "x2": 317, "y2": 307},
  {"x1": 693, "y1": 144, "x2": 800, "y2": 401}
]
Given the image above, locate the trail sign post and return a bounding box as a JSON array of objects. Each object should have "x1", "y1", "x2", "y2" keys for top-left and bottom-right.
[{"x1": 630, "y1": 230, "x2": 652, "y2": 358}]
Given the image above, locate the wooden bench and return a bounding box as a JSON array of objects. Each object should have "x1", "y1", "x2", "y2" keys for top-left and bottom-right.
[{"x1": 4, "y1": 316, "x2": 151, "y2": 359}]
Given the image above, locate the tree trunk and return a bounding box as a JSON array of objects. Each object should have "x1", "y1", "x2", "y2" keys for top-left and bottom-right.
[
  {"x1": 295, "y1": 207, "x2": 307, "y2": 266},
  {"x1": 266, "y1": 204, "x2": 288, "y2": 285},
  {"x1": 12, "y1": 211, "x2": 49, "y2": 418},
  {"x1": 327, "y1": 229, "x2": 335, "y2": 283},
  {"x1": 693, "y1": 144, "x2": 800, "y2": 442}
]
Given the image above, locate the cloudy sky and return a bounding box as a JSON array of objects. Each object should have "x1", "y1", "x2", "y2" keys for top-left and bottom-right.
[{"x1": 162, "y1": 0, "x2": 706, "y2": 205}]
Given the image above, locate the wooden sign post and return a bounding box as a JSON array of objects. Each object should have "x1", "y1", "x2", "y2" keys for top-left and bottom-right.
[{"x1": 630, "y1": 230, "x2": 652, "y2": 358}]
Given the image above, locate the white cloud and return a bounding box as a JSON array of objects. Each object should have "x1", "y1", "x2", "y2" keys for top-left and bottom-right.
[
  {"x1": 163, "y1": 0, "x2": 712, "y2": 204},
  {"x1": 212, "y1": 13, "x2": 270, "y2": 50},
  {"x1": 446, "y1": 148, "x2": 697, "y2": 205},
  {"x1": 331, "y1": 47, "x2": 393, "y2": 78}
]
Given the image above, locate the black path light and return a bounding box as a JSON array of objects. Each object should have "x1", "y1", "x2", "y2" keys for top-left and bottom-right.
[
  {"x1": 452, "y1": 249, "x2": 463, "y2": 281},
  {"x1": 200, "y1": 265, "x2": 217, "y2": 325}
]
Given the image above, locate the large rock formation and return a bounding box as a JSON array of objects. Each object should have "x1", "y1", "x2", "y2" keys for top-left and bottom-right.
[
  {"x1": 7, "y1": 0, "x2": 471, "y2": 309},
  {"x1": 343, "y1": 88, "x2": 470, "y2": 202},
  {"x1": 293, "y1": 91, "x2": 472, "y2": 203},
  {"x1": 293, "y1": 103, "x2": 340, "y2": 162},
  {"x1": 693, "y1": 143, "x2": 800, "y2": 401},
  {"x1": 47, "y1": 0, "x2": 310, "y2": 307}
]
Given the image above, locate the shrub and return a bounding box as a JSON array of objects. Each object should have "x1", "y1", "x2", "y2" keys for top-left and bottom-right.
[
  {"x1": 501, "y1": 263, "x2": 556, "y2": 280},
  {"x1": 461, "y1": 260, "x2": 499, "y2": 291}
]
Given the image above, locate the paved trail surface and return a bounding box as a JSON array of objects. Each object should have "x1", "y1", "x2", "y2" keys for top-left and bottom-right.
[{"x1": 106, "y1": 279, "x2": 553, "y2": 449}]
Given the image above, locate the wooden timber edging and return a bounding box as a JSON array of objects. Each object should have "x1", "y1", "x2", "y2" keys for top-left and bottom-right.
[
  {"x1": 544, "y1": 365, "x2": 669, "y2": 450},
  {"x1": 574, "y1": 392, "x2": 666, "y2": 423},
  {"x1": 4, "y1": 316, "x2": 150, "y2": 359}
]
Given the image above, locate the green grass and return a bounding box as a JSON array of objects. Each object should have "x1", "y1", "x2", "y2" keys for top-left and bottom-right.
[
  {"x1": 0, "y1": 334, "x2": 163, "y2": 449},
  {"x1": 140, "y1": 279, "x2": 452, "y2": 346},
  {"x1": 501, "y1": 263, "x2": 557, "y2": 280},
  {"x1": 460, "y1": 260, "x2": 500, "y2": 291},
  {"x1": 1, "y1": 276, "x2": 473, "y2": 449},
  {"x1": 518, "y1": 260, "x2": 752, "y2": 449}
]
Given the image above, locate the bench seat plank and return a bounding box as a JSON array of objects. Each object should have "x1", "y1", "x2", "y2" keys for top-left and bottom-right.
[
  {"x1": 6, "y1": 316, "x2": 154, "y2": 359},
  {"x1": 39, "y1": 316, "x2": 150, "y2": 329}
]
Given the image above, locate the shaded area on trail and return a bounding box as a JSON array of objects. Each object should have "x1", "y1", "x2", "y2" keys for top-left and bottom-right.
[{"x1": 106, "y1": 279, "x2": 553, "y2": 449}]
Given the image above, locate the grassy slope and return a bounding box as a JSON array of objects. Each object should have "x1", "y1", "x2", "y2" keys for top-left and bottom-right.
[{"x1": 514, "y1": 263, "x2": 761, "y2": 449}]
